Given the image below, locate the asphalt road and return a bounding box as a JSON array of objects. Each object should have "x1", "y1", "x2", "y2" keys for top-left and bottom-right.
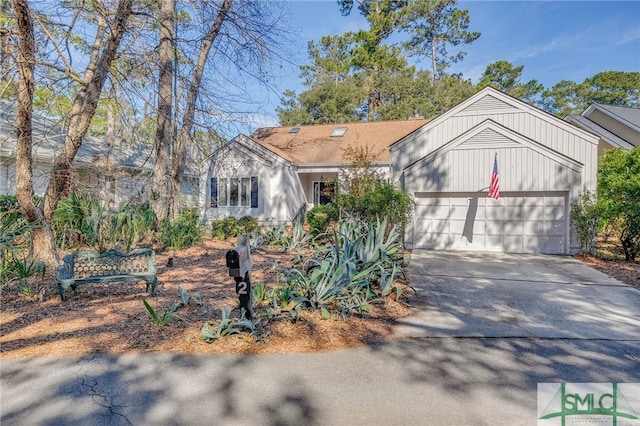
[{"x1": 2, "y1": 252, "x2": 639, "y2": 425}]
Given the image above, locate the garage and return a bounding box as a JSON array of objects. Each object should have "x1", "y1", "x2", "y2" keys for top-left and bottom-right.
[
  {"x1": 413, "y1": 191, "x2": 568, "y2": 254},
  {"x1": 390, "y1": 87, "x2": 599, "y2": 255}
]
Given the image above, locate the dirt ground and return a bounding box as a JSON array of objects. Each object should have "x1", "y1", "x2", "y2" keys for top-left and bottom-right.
[
  {"x1": 0, "y1": 237, "x2": 410, "y2": 360},
  {"x1": 1, "y1": 238, "x2": 638, "y2": 360}
]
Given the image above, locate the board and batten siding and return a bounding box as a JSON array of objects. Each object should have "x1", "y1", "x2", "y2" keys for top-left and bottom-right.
[
  {"x1": 391, "y1": 90, "x2": 599, "y2": 193},
  {"x1": 404, "y1": 146, "x2": 581, "y2": 195},
  {"x1": 392, "y1": 87, "x2": 599, "y2": 254}
]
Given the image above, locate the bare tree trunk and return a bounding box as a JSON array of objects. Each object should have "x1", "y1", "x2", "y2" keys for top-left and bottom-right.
[
  {"x1": 20, "y1": 0, "x2": 133, "y2": 265},
  {"x1": 169, "y1": 0, "x2": 233, "y2": 220},
  {"x1": 12, "y1": 0, "x2": 57, "y2": 264},
  {"x1": 151, "y1": 0, "x2": 175, "y2": 224}
]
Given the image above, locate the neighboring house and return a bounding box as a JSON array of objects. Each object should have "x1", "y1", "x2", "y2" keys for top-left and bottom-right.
[
  {"x1": 565, "y1": 103, "x2": 639, "y2": 156},
  {"x1": 202, "y1": 87, "x2": 600, "y2": 254},
  {"x1": 0, "y1": 100, "x2": 200, "y2": 208}
]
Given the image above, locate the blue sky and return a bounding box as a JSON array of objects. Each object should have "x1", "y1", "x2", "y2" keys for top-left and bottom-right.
[{"x1": 249, "y1": 1, "x2": 640, "y2": 129}]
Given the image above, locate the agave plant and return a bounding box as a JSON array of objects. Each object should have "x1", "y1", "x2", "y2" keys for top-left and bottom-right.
[{"x1": 200, "y1": 307, "x2": 260, "y2": 342}]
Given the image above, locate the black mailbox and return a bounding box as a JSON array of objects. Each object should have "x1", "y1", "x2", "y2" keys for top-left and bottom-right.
[{"x1": 225, "y1": 235, "x2": 254, "y2": 319}]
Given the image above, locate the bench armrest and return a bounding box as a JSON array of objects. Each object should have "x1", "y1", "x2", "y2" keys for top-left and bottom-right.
[{"x1": 57, "y1": 260, "x2": 74, "y2": 281}]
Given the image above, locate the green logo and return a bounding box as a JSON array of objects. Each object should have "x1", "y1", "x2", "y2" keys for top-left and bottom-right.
[{"x1": 539, "y1": 383, "x2": 639, "y2": 425}]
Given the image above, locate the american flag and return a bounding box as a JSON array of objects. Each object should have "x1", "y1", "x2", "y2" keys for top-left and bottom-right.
[{"x1": 488, "y1": 154, "x2": 500, "y2": 200}]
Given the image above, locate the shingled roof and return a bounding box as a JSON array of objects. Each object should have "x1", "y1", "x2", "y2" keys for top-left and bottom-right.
[{"x1": 249, "y1": 119, "x2": 430, "y2": 164}]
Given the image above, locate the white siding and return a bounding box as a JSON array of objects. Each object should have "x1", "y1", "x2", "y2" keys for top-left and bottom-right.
[
  {"x1": 391, "y1": 90, "x2": 598, "y2": 192},
  {"x1": 393, "y1": 88, "x2": 598, "y2": 255},
  {"x1": 201, "y1": 139, "x2": 307, "y2": 226}
]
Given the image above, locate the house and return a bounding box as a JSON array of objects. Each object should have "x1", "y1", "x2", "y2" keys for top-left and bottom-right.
[
  {"x1": 390, "y1": 87, "x2": 599, "y2": 254},
  {"x1": 201, "y1": 87, "x2": 600, "y2": 254},
  {"x1": 199, "y1": 118, "x2": 429, "y2": 227},
  {"x1": 0, "y1": 100, "x2": 200, "y2": 208},
  {"x1": 565, "y1": 103, "x2": 639, "y2": 156}
]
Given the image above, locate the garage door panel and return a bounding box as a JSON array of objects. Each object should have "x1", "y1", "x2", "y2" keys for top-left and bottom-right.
[
  {"x1": 524, "y1": 205, "x2": 545, "y2": 219},
  {"x1": 503, "y1": 235, "x2": 524, "y2": 252},
  {"x1": 546, "y1": 221, "x2": 565, "y2": 236},
  {"x1": 486, "y1": 221, "x2": 503, "y2": 234},
  {"x1": 413, "y1": 191, "x2": 568, "y2": 254},
  {"x1": 487, "y1": 206, "x2": 504, "y2": 220},
  {"x1": 450, "y1": 205, "x2": 472, "y2": 220},
  {"x1": 466, "y1": 235, "x2": 486, "y2": 249},
  {"x1": 524, "y1": 220, "x2": 545, "y2": 235},
  {"x1": 415, "y1": 204, "x2": 449, "y2": 216},
  {"x1": 504, "y1": 221, "x2": 524, "y2": 235},
  {"x1": 504, "y1": 206, "x2": 523, "y2": 220},
  {"x1": 545, "y1": 236, "x2": 565, "y2": 254},
  {"x1": 544, "y1": 205, "x2": 564, "y2": 221},
  {"x1": 450, "y1": 218, "x2": 467, "y2": 234},
  {"x1": 524, "y1": 236, "x2": 545, "y2": 252}
]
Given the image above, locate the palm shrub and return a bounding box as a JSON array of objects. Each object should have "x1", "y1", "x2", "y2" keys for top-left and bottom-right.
[
  {"x1": 111, "y1": 202, "x2": 156, "y2": 251},
  {"x1": 52, "y1": 191, "x2": 109, "y2": 250},
  {"x1": 0, "y1": 210, "x2": 35, "y2": 291},
  {"x1": 5, "y1": 256, "x2": 46, "y2": 296},
  {"x1": 0, "y1": 195, "x2": 19, "y2": 213}
]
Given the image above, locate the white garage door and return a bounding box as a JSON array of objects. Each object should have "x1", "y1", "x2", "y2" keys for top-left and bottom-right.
[{"x1": 413, "y1": 191, "x2": 568, "y2": 254}]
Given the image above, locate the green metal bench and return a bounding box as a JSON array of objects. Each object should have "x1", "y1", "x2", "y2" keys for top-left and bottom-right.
[{"x1": 56, "y1": 248, "x2": 157, "y2": 301}]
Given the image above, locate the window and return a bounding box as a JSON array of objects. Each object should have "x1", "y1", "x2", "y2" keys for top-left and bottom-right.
[
  {"x1": 313, "y1": 181, "x2": 334, "y2": 205},
  {"x1": 211, "y1": 176, "x2": 258, "y2": 208}
]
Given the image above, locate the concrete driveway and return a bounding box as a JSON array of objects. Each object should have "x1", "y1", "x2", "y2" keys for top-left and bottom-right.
[{"x1": 393, "y1": 251, "x2": 640, "y2": 340}]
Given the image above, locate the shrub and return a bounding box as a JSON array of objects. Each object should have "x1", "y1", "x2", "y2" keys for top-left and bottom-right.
[
  {"x1": 336, "y1": 180, "x2": 413, "y2": 233},
  {"x1": 238, "y1": 215, "x2": 259, "y2": 235},
  {"x1": 570, "y1": 189, "x2": 598, "y2": 254},
  {"x1": 111, "y1": 202, "x2": 156, "y2": 251},
  {"x1": 160, "y1": 208, "x2": 204, "y2": 250},
  {"x1": 307, "y1": 205, "x2": 338, "y2": 234},
  {"x1": 210, "y1": 216, "x2": 239, "y2": 240},
  {"x1": 0, "y1": 195, "x2": 19, "y2": 213},
  {"x1": 274, "y1": 217, "x2": 406, "y2": 317},
  {"x1": 333, "y1": 144, "x2": 413, "y2": 234},
  {"x1": 52, "y1": 191, "x2": 108, "y2": 250},
  {"x1": 1, "y1": 210, "x2": 35, "y2": 292},
  {"x1": 597, "y1": 147, "x2": 640, "y2": 261}
]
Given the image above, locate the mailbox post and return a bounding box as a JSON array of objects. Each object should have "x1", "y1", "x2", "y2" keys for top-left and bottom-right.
[{"x1": 225, "y1": 234, "x2": 254, "y2": 319}]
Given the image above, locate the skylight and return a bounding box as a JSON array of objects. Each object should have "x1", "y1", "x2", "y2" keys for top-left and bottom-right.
[
  {"x1": 289, "y1": 127, "x2": 300, "y2": 134},
  {"x1": 330, "y1": 127, "x2": 348, "y2": 137}
]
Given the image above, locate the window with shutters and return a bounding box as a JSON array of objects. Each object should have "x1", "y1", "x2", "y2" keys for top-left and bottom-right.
[{"x1": 211, "y1": 177, "x2": 258, "y2": 208}]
